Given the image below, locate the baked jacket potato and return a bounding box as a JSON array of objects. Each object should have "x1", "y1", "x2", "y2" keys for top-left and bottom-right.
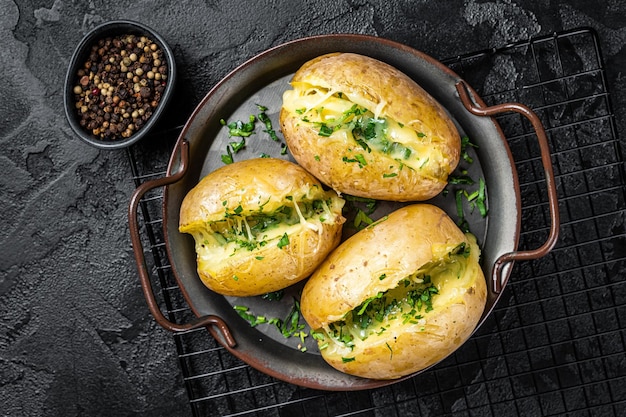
[
  {"x1": 179, "y1": 158, "x2": 346, "y2": 297},
  {"x1": 280, "y1": 53, "x2": 461, "y2": 201},
  {"x1": 300, "y1": 204, "x2": 486, "y2": 379}
]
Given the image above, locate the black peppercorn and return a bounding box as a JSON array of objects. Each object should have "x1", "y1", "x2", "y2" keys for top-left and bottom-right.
[{"x1": 72, "y1": 33, "x2": 168, "y2": 142}]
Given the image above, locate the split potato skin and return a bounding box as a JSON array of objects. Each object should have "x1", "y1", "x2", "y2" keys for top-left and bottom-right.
[
  {"x1": 300, "y1": 204, "x2": 487, "y2": 380},
  {"x1": 179, "y1": 158, "x2": 346, "y2": 297},
  {"x1": 280, "y1": 53, "x2": 461, "y2": 201}
]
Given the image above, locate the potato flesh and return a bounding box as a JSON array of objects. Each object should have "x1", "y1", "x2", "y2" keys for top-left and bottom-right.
[
  {"x1": 314, "y1": 237, "x2": 477, "y2": 359},
  {"x1": 189, "y1": 197, "x2": 339, "y2": 265},
  {"x1": 282, "y1": 86, "x2": 446, "y2": 179}
]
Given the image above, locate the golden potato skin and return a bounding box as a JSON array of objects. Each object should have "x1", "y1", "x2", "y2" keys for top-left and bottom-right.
[
  {"x1": 280, "y1": 53, "x2": 461, "y2": 201},
  {"x1": 179, "y1": 158, "x2": 326, "y2": 227},
  {"x1": 179, "y1": 158, "x2": 345, "y2": 297},
  {"x1": 300, "y1": 204, "x2": 487, "y2": 379}
]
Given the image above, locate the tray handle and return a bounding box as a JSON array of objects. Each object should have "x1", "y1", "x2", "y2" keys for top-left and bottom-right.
[
  {"x1": 128, "y1": 140, "x2": 236, "y2": 347},
  {"x1": 455, "y1": 81, "x2": 560, "y2": 293}
]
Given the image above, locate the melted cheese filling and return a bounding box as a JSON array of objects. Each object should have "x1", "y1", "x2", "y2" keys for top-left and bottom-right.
[
  {"x1": 283, "y1": 85, "x2": 445, "y2": 175},
  {"x1": 190, "y1": 197, "x2": 341, "y2": 263},
  {"x1": 313, "y1": 235, "x2": 481, "y2": 356}
]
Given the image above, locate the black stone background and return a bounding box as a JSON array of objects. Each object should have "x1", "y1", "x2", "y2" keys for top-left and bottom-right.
[{"x1": 1, "y1": 1, "x2": 625, "y2": 416}]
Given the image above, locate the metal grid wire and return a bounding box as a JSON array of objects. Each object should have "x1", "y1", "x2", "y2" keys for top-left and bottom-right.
[{"x1": 128, "y1": 28, "x2": 626, "y2": 416}]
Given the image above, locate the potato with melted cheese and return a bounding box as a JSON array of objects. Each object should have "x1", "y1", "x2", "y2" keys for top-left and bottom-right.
[
  {"x1": 179, "y1": 158, "x2": 346, "y2": 297},
  {"x1": 280, "y1": 53, "x2": 461, "y2": 201},
  {"x1": 300, "y1": 204, "x2": 486, "y2": 379}
]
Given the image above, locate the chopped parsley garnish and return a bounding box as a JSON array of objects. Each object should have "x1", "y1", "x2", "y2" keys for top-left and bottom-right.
[
  {"x1": 233, "y1": 298, "x2": 307, "y2": 346},
  {"x1": 219, "y1": 104, "x2": 284, "y2": 163},
  {"x1": 230, "y1": 138, "x2": 246, "y2": 153},
  {"x1": 222, "y1": 114, "x2": 256, "y2": 137},
  {"x1": 456, "y1": 189, "x2": 470, "y2": 233},
  {"x1": 442, "y1": 133, "x2": 487, "y2": 235},
  {"x1": 353, "y1": 209, "x2": 374, "y2": 230},
  {"x1": 209, "y1": 198, "x2": 335, "y2": 252},
  {"x1": 344, "y1": 195, "x2": 378, "y2": 214},
  {"x1": 318, "y1": 124, "x2": 334, "y2": 137},
  {"x1": 301, "y1": 104, "x2": 417, "y2": 164},
  {"x1": 278, "y1": 299, "x2": 305, "y2": 338},
  {"x1": 342, "y1": 153, "x2": 367, "y2": 168},
  {"x1": 460, "y1": 135, "x2": 478, "y2": 164},
  {"x1": 319, "y1": 245, "x2": 471, "y2": 349},
  {"x1": 261, "y1": 290, "x2": 284, "y2": 301},
  {"x1": 257, "y1": 105, "x2": 280, "y2": 142},
  {"x1": 448, "y1": 175, "x2": 474, "y2": 185},
  {"x1": 233, "y1": 305, "x2": 266, "y2": 326},
  {"x1": 277, "y1": 233, "x2": 290, "y2": 249},
  {"x1": 454, "y1": 178, "x2": 487, "y2": 232},
  {"x1": 221, "y1": 146, "x2": 234, "y2": 164}
]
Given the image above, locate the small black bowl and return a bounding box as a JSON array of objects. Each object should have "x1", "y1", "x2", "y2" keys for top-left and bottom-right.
[{"x1": 64, "y1": 20, "x2": 177, "y2": 150}]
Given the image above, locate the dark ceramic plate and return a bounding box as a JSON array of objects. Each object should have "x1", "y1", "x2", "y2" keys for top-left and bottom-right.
[{"x1": 142, "y1": 34, "x2": 556, "y2": 390}]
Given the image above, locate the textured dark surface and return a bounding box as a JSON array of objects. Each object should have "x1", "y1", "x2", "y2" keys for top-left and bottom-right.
[{"x1": 1, "y1": 1, "x2": 625, "y2": 417}]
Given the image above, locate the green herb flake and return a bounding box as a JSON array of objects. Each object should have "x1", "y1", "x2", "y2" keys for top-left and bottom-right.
[
  {"x1": 455, "y1": 190, "x2": 469, "y2": 233},
  {"x1": 229, "y1": 139, "x2": 246, "y2": 153},
  {"x1": 261, "y1": 290, "x2": 284, "y2": 301},
  {"x1": 353, "y1": 209, "x2": 374, "y2": 230},
  {"x1": 386, "y1": 342, "x2": 393, "y2": 360},
  {"x1": 318, "y1": 124, "x2": 334, "y2": 137},
  {"x1": 367, "y1": 215, "x2": 389, "y2": 229},
  {"x1": 342, "y1": 357, "x2": 356, "y2": 363},
  {"x1": 277, "y1": 233, "x2": 290, "y2": 249},
  {"x1": 477, "y1": 178, "x2": 487, "y2": 217},
  {"x1": 342, "y1": 154, "x2": 367, "y2": 168},
  {"x1": 233, "y1": 306, "x2": 265, "y2": 327},
  {"x1": 225, "y1": 115, "x2": 257, "y2": 137},
  {"x1": 221, "y1": 146, "x2": 234, "y2": 164},
  {"x1": 257, "y1": 107, "x2": 280, "y2": 142},
  {"x1": 460, "y1": 135, "x2": 478, "y2": 164},
  {"x1": 449, "y1": 175, "x2": 475, "y2": 185},
  {"x1": 273, "y1": 298, "x2": 306, "y2": 338},
  {"x1": 311, "y1": 330, "x2": 325, "y2": 341}
]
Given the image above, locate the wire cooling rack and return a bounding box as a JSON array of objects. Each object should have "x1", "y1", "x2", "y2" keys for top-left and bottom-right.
[{"x1": 128, "y1": 28, "x2": 626, "y2": 416}]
